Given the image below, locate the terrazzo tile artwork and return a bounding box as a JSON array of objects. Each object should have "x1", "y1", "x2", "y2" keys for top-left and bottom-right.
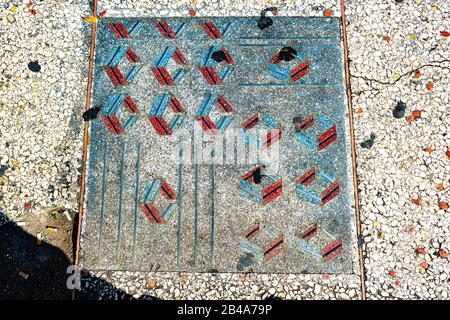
[{"x1": 80, "y1": 17, "x2": 355, "y2": 273}]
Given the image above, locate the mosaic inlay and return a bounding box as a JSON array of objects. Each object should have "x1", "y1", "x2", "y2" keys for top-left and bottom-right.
[{"x1": 81, "y1": 17, "x2": 354, "y2": 273}]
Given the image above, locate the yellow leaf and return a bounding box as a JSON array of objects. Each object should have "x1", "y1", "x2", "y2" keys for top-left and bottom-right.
[
  {"x1": 10, "y1": 6, "x2": 17, "y2": 12},
  {"x1": 391, "y1": 73, "x2": 400, "y2": 80},
  {"x1": 83, "y1": 16, "x2": 98, "y2": 23},
  {"x1": 407, "y1": 34, "x2": 417, "y2": 40},
  {"x1": 431, "y1": 4, "x2": 438, "y2": 12},
  {"x1": 192, "y1": 0, "x2": 198, "y2": 4},
  {"x1": 12, "y1": 160, "x2": 19, "y2": 168}
]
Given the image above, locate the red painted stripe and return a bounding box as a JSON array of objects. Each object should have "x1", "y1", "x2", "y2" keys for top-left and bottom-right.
[
  {"x1": 322, "y1": 239, "x2": 343, "y2": 262},
  {"x1": 263, "y1": 236, "x2": 285, "y2": 261},
  {"x1": 241, "y1": 167, "x2": 260, "y2": 182},
  {"x1": 172, "y1": 48, "x2": 187, "y2": 65},
  {"x1": 321, "y1": 182, "x2": 340, "y2": 205},
  {"x1": 318, "y1": 125, "x2": 336, "y2": 144},
  {"x1": 158, "y1": 68, "x2": 174, "y2": 85},
  {"x1": 318, "y1": 133, "x2": 337, "y2": 151},
  {"x1": 298, "y1": 224, "x2": 318, "y2": 240},
  {"x1": 160, "y1": 22, "x2": 176, "y2": 38},
  {"x1": 151, "y1": 67, "x2": 168, "y2": 85},
  {"x1": 122, "y1": 96, "x2": 138, "y2": 113},
  {"x1": 296, "y1": 114, "x2": 314, "y2": 131},
  {"x1": 199, "y1": 22, "x2": 221, "y2": 39},
  {"x1": 143, "y1": 204, "x2": 163, "y2": 224},
  {"x1": 241, "y1": 113, "x2": 260, "y2": 130},
  {"x1": 215, "y1": 95, "x2": 233, "y2": 112},
  {"x1": 197, "y1": 116, "x2": 218, "y2": 135},
  {"x1": 199, "y1": 67, "x2": 215, "y2": 85},
  {"x1": 290, "y1": 60, "x2": 310, "y2": 82},
  {"x1": 114, "y1": 23, "x2": 130, "y2": 38},
  {"x1": 102, "y1": 115, "x2": 120, "y2": 134},
  {"x1": 125, "y1": 48, "x2": 140, "y2": 63},
  {"x1": 262, "y1": 180, "x2": 282, "y2": 204},
  {"x1": 160, "y1": 181, "x2": 176, "y2": 200},
  {"x1": 154, "y1": 22, "x2": 173, "y2": 39},
  {"x1": 263, "y1": 127, "x2": 282, "y2": 149},
  {"x1": 270, "y1": 52, "x2": 282, "y2": 64},
  {"x1": 168, "y1": 96, "x2": 184, "y2": 113},
  {"x1": 107, "y1": 23, "x2": 123, "y2": 38},
  {"x1": 242, "y1": 223, "x2": 260, "y2": 238},
  {"x1": 297, "y1": 167, "x2": 316, "y2": 186},
  {"x1": 149, "y1": 117, "x2": 172, "y2": 135},
  {"x1": 221, "y1": 47, "x2": 234, "y2": 64}
]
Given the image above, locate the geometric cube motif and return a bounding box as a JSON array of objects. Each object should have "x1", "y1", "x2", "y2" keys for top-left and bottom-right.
[
  {"x1": 139, "y1": 178, "x2": 176, "y2": 224},
  {"x1": 102, "y1": 93, "x2": 139, "y2": 135},
  {"x1": 240, "y1": 222, "x2": 285, "y2": 263},
  {"x1": 297, "y1": 223, "x2": 343, "y2": 262},
  {"x1": 294, "y1": 114, "x2": 337, "y2": 151},
  {"x1": 107, "y1": 21, "x2": 143, "y2": 39},
  {"x1": 147, "y1": 93, "x2": 186, "y2": 135},
  {"x1": 296, "y1": 166, "x2": 340, "y2": 206},
  {"x1": 241, "y1": 112, "x2": 282, "y2": 150},
  {"x1": 151, "y1": 47, "x2": 188, "y2": 85},
  {"x1": 268, "y1": 47, "x2": 310, "y2": 82},
  {"x1": 199, "y1": 45, "x2": 234, "y2": 85},
  {"x1": 239, "y1": 166, "x2": 282, "y2": 205},
  {"x1": 195, "y1": 94, "x2": 234, "y2": 136},
  {"x1": 104, "y1": 46, "x2": 142, "y2": 86}
]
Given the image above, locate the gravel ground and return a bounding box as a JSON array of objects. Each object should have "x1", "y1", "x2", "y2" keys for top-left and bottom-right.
[{"x1": 1, "y1": 0, "x2": 449, "y2": 300}]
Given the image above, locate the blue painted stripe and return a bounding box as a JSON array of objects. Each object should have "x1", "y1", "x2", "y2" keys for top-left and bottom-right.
[
  {"x1": 239, "y1": 36, "x2": 338, "y2": 40},
  {"x1": 239, "y1": 83, "x2": 339, "y2": 87},
  {"x1": 98, "y1": 142, "x2": 108, "y2": 261},
  {"x1": 132, "y1": 143, "x2": 141, "y2": 263},
  {"x1": 194, "y1": 143, "x2": 199, "y2": 265},
  {"x1": 211, "y1": 147, "x2": 216, "y2": 268},
  {"x1": 116, "y1": 142, "x2": 126, "y2": 259},
  {"x1": 176, "y1": 142, "x2": 183, "y2": 266}
]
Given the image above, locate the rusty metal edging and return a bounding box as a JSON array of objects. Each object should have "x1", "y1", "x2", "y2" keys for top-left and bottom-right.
[
  {"x1": 73, "y1": 0, "x2": 98, "y2": 301},
  {"x1": 340, "y1": 0, "x2": 367, "y2": 300}
]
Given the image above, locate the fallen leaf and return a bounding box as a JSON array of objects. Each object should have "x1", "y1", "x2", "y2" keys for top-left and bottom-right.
[
  {"x1": 24, "y1": 201, "x2": 31, "y2": 210},
  {"x1": 391, "y1": 73, "x2": 401, "y2": 80},
  {"x1": 395, "y1": 280, "x2": 400, "y2": 286},
  {"x1": 438, "y1": 249, "x2": 448, "y2": 258},
  {"x1": 407, "y1": 114, "x2": 415, "y2": 122},
  {"x1": 426, "y1": 81, "x2": 433, "y2": 90},
  {"x1": 98, "y1": 10, "x2": 107, "y2": 17},
  {"x1": 323, "y1": 274, "x2": 330, "y2": 280},
  {"x1": 412, "y1": 110, "x2": 421, "y2": 118},
  {"x1": 415, "y1": 248, "x2": 426, "y2": 255},
  {"x1": 411, "y1": 198, "x2": 422, "y2": 206},
  {"x1": 441, "y1": 31, "x2": 449, "y2": 37},
  {"x1": 84, "y1": 16, "x2": 98, "y2": 23},
  {"x1": 357, "y1": 107, "x2": 363, "y2": 113},
  {"x1": 180, "y1": 274, "x2": 188, "y2": 281},
  {"x1": 27, "y1": 2, "x2": 33, "y2": 7},
  {"x1": 438, "y1": 201, "x2": 448, "y2": 210},
  {"x1": 324, "y1": 9, "x2": 332, "y2": 17},
  {"x1": 408, "y1": 226, "x2": 415, "y2": 233},
  {"x1": 383, "y1": 36, "x2": 391, "y2": 41},
  {"x1": 424, "y1": 147, "x2": 432, "y2": 153},
  {"x1": 413, "y1": 71, "x2": 421, "y2": 78},
  {"x1": 436, "y1": 183, "x2": 444, "y2": 191},
  {"x1": 388, "y1": 270, "x2": 396, "y2": 277},
  {"x1": 406, "y1": 34, "x2": 417, "y2": 40},
  {"x1": 272, "y1": 10, "x2": 278, "y2": 16},
  {"x1": 446, "y1": 150, "x2": 450, "y2": 158},
  {"x1": 10, "y1": 6, "x2": 17, "y2": 12},
  {"x1": 29, "y1": 9, "x2": 37, "y2": 15},
  {"x1": 147, "y1": 279, "x2": 157, "y2": 288},
  {"x1": 419, "y1": 261, "x2": 429, "y2": 269},
  {"x1": 188, "y1": 10, "x2": 196, "y2": 16},
  {"x1": 12, "y1": 160, "x2": 19, "y2": 168},
  {"x1": 239, "y1": 274, "x2": 246, "y2": 281}
]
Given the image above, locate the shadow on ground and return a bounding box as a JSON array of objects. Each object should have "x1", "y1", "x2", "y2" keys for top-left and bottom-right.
[{"x1": 0, "y1": 223, "x2": 157, "y2": 300}]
